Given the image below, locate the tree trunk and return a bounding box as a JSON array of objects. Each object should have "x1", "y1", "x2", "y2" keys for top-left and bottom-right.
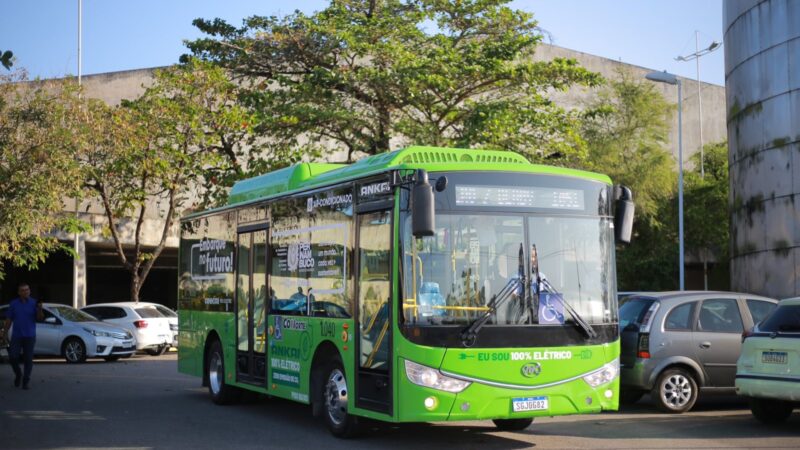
[{"x1": 130, "y1": 271, "x2": 141, "y2": 303}]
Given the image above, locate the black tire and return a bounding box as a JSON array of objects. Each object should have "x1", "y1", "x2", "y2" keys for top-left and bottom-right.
[
  {"x1": 749, "y1": 397, "x2": 794, "y2": 424},
  {"x1": 492, "y1": 418, "x2": 534, "y2": 431},
  {"x1": 145, "y1": 345, "x2": 168, "y2": 356},
  {"x1": 63, "y1": 338, "x2": 87, "y2": 364},
  {"x1": 620, "y1": 390, "x2": 645, "y2": 405},
  {"x1": 206, "y1": 340, "x2": 240, "y2": 405},
  {"x1": 104, "y1": 356, "x2": 121, "y2": 362},
  {"x1": 321, "y1": 358, "x2": 360, "y2": 438},
  {"x1": 652, "y1": 367, "x2": 698, "y2": 413}
]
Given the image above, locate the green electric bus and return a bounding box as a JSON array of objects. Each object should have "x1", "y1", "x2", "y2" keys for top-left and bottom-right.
[{"x1": 177, "y1": 146, "x2": 634, "y2": 437}]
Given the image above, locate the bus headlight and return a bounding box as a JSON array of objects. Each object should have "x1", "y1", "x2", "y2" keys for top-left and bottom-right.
[
  {"x1": 404, "y1": 359, "x2": 471, "y2": 393},
  {"x1": 582, "y1": 359, "x2": 619, "y2": 387}
]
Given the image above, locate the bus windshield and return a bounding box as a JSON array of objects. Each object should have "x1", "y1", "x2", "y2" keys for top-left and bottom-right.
[{"x1": 401, "y1": 175, "x2": 616, "y2": 328}]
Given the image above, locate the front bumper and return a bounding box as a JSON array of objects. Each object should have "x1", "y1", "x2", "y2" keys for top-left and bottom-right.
[
  {"x1": 397, "y1": 366, "x2": 619, "y2": 422},
  {"x1": 91, "y1": 337, "x2": 137, "y2": 357}
]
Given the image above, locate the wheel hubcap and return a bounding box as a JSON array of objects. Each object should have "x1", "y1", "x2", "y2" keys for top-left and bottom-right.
[
  {"x1": 325, "y1": 368, "x2": 348, "y2": 426},
  {"x1": 662, "y1": 374, "x2": 692, "y2": 408},
  {"x1": 209, "y1": 352, "x2": 223, "y2": 395},
  {"x1": 66, "y1": 342, "x2": 83, "y2": 361}
]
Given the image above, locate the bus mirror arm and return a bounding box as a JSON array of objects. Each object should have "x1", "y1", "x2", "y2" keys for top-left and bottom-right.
[{"x1": 614, "y1": 185, "x2": 634, "y2": 244}]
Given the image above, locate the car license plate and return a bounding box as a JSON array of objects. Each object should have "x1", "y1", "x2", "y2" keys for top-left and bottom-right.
[
  {"x1": 762, "y1": 351, "x2": 788, "y2": 364},
  {"x1": 123, "y1": 341, "x2": 134, "y2": 348},
  {"x1": 512, "y1": 396, "x2": 548, "y2": 412}
]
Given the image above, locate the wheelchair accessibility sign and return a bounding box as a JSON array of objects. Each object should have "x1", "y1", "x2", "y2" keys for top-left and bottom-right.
[{"x1": 539, "y1": 293, "x2": 565, "y2": 325}]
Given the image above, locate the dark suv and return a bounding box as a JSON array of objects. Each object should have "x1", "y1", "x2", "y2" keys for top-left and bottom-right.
[{"x1": 619, "y1": 291, "x2": 777, "y2": 413}]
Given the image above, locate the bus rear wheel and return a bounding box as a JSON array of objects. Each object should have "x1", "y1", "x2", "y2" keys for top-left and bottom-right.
[
  {"x1": 493, "y1": 418, "x2": 534, "y2": 431},
  {"x1": 206, "y1": 340, "x2": 240, "y2": 405},
  {"x1": 322, "y1": 359, "x2": 360, "y2": 438}
]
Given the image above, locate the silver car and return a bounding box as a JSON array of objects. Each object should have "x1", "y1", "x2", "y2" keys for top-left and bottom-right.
[
  {"x1": 619, "y1": 291, "x2": 777, "y2": 413},
  {"x1": 0, "y1": 303, "x2": 136, "y2": 363}
]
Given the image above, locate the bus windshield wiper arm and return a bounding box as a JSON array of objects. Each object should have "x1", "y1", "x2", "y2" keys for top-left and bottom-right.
[
  {"x1": 540, "y1": 277, "x2": 598, "y2": 339},
  {"x1": 460, "y1": 277, "x2": 521, "y2": 347}
]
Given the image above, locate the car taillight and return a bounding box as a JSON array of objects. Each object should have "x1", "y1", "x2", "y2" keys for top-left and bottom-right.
[
  {"x1": 134, "y1": 320, "x2": 148, "y2": 328},
  {"x1": 637, "y1": 333, "x2": 650, "y2": 359},
  {"x1": 742, "y1": 327, "x2": 754, "y2": 343}
]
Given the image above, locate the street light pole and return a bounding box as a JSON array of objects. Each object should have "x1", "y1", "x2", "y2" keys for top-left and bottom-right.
[
  {"x1": 646, "y1": 71, "x2": 684, "y2": 291},
  {"x1": 676, "y1": 33, "x2": 721, "y2": 290}
]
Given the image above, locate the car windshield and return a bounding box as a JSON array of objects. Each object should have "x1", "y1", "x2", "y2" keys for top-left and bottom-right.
[
  {"x1": 758, "y1": 304, "x2": 800, "y2": 332},
  {"x1": 402, "y1": 214, "x2": 616, "y2": 326},
  {"x1": 51, "y1": 306, "x2": 96, "y2": 322},
  {"x1": 619, "y1": 298, "x2": 655, "y2": 330}
]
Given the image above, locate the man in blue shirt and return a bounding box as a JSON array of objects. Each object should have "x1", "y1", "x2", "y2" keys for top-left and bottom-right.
[{"x1": 3, "y1": 283, "x2": 43, "y2": 390}]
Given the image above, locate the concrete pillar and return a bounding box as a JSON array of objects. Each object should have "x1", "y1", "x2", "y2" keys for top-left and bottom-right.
[{"x1": 73, "y1": 235, "x2": 87, "y2": 308}]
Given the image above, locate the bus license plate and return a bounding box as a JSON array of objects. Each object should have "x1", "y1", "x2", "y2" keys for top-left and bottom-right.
[
  {"x1": 762, "y1": 351, "x2": 788, "y2": 364},
  {"x1": 512, "y1": 396, "x2": 548, "y2": 412}
]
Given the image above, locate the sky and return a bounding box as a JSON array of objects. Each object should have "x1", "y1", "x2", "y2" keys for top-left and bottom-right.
[{"x1": 2, "y1": 0, "x2": 725, "y2": 86}]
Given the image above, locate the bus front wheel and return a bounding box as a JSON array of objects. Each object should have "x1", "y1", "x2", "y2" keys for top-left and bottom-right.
[
  {"x1": 206, "y1": 340, "x2": 240, "y2": 405},
  {"x1": 493, "y1": 418, "x2": 534, "y2": 431},
  {"x1": 322, "y1": 359, "x2": 360, "y2": 438}
]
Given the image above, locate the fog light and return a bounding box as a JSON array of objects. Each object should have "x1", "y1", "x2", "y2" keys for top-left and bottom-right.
[
  {"x1": 96, "y1": 346, "x2": 106, "y2": 353},
  {"x1": 585, "y1": 397, "x2": 593, "y2": 405},
  {"x1": 604, "y1": 389, "x2": 613, "y2": 399},
  {"x1": 461, "y1": 402, "x2": 470, "y2": 412},
  {"x1": 424, "y1": 396, "x2": 438, "y2": 410}
]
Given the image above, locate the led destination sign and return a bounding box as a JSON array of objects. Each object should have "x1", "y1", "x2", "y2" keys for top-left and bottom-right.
[{"x1": 455, "y1": 185, "x2": 585, "y2": 210}]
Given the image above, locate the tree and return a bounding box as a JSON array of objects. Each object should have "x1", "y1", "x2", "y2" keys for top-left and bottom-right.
[
  {"x1": 580, "y1": 70, "x2": 679, "y2": 290},
  {"x1": 185, "y1": 0, "x2": 601, "y2": 164},
  {"x1": 0, "y1": 71, "x2": 85, "y2": 278},
  {"x1": 683, "y1": 141, "x2": 729, "y2": 270},
  {"x1": 78, "y1": 60, "x2": 257, "y2": 302},
  {"x1": 1, "y1": 50, "x2": 13, "y2": 70}
]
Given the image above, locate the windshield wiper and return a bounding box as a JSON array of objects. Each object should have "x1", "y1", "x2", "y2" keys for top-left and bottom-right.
[
  {"x1": 460, "y1": 277, "x2": 522, "y2": 347},
  {"x1": 531, "y1": 244, "x2": 597, "y2": 340}
]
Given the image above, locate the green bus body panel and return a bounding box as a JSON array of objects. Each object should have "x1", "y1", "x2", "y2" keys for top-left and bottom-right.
[{"x1": 179, "y1": 145, "x2": 620, "y2": 424}]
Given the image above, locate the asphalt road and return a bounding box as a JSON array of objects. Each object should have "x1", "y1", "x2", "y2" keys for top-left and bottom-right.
[{"x1": 1, "y1": 353, "x2": 799, "y2": 449}]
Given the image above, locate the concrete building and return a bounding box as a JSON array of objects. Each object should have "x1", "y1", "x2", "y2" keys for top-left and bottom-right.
[
  {"x1": 1, "y1": 44, "x2": 728, "y2": 307},
  {"x1": 724, "y1": 0, "x2": 800, "y2": 299}
]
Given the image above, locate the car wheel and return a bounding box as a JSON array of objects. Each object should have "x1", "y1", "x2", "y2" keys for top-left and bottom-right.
[
  {"x1": 206, "y1": 340, "x2": 240, "y2": 405},
  {"x1": 63, "y1": 338, "x2": 87, "y2": 364},
  {"x1": 492, "y1": 418, "x2": 534, "y2": 431},
  {"x1": 620, "y1": 390, "x2": 645, "y2": 405},
  {"x1": 652, "y1": 367, "x2": 698, "y2": 413},
  {"x1": 145, "y1": 345, "x2": 168, "y2": 356},
  {"x1": 749, "y1": 398, "x2": 794, "y2": 423},
  {"x1": 104, "y1": 356, "x2": 121, "y2": 362},
  {"x1": 322, "y1": 359, "x2": 360, "y2": 438}
]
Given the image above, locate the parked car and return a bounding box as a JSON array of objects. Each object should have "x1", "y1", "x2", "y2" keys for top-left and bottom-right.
[
  {"x1": 619, "y1": 291, "x2": 778, "y2": 413},
  {"x1": 144, "y1": 302, "x2": 178, "y2": 348},
  {"x1": 82, "y1": 302, "x2": 173, "y2": 356},
  {"x1": 0, "y1": 303, "x2": 136, "y2": 363},
  {"x1": 736, "y1": 296, "x2": 800, "y2": 423}
]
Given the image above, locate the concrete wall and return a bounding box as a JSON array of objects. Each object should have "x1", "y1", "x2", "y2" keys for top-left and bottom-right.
[{"x1": 725, "y1": 0, "x2": 800, "y2": 299}]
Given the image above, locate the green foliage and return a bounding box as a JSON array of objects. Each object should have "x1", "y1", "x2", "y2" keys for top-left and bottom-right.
[
  {"x1": 1, "y1": 50, "x2": 12, "y2": 70},
  {"x1": 580, "y1": 69, "x2": 680, "y2": 290},
  {"x1": 185, "y1": 0, "x2": 600, "y2": 164},
  {"x1": 0, "y1": 71, "x2": 87, "y2": 278},
  {"x1": 78, "y1": 59, "x2": 258, "y2": 300},
  {"x1": 684, "y1": 141, "x2": 729, "y2": 262}
]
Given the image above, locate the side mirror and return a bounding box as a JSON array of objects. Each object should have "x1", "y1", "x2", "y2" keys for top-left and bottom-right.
[
  {"x1": 412, "y1": 169, "x2": 435, "y2": 238},
  {"x1": 614, "y1": 185, "x2": 635, "y2": 244},
  {"x1": 44, "y1": 316, "x2": 57, "y2": 325}
]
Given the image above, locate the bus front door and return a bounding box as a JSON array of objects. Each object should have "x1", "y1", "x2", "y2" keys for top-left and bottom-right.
[
  {"x1": 355, "y1": 210, "x2": 393, "y2": 414},
  {"x1": 235, "y1": 227, "x2": 268, "y2": 385}
]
